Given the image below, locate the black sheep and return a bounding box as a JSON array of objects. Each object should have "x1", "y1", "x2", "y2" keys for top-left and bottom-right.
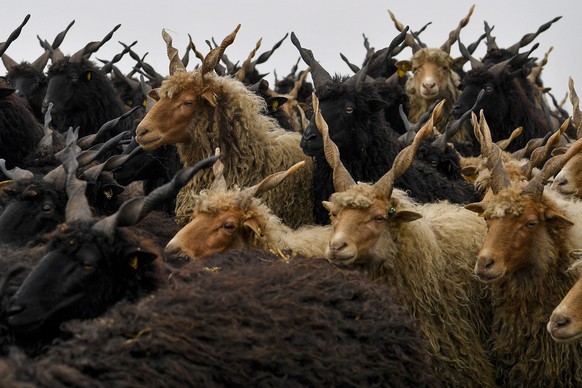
[
  {"x1": 0, "y1": 251, "x2": 437, "y2": 387},
  {"x1": 291, "y1": 32, "x2": 481, "y2": 224},
  {"x1": 0, "y1": 79, "x2": 44, "y2": 172},
  {"x1": 42, "y1": 25, "x2": 130, "y2": 137}
]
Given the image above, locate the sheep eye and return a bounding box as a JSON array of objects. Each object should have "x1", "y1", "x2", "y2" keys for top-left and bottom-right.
[
  {"x1": 374, "y1": 215, "x2": 386, "y2": 222},
  {"x1": 183, "y1": 100, "x2": 194, "y2": 107},
  {"x1": 223, "y1": 222, "x2": 235, "y2": 230},
  {"x1": 345, "y1": 106, "x2": 354, "y2": 114},
  {"x1": 525, "y1": 220, "x2": 538, "y2": 228},
  {"x1": 82, "y1": 262, "x2": 95, "y2": 271},
  {"x1": 485, "y1": 86, "x2": 494, "y2": 93},
  {"x1": 41, "y1": 204, "x2": 52, "y2": 212}
]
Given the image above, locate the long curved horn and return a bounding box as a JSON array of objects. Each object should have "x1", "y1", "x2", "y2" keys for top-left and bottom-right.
[
  {"x1": 200, "y1": 25, "x2": 241, "y2": 79},
  {"x1": 568, "y1": 77, "x2": 582, "y2": 139},
  {"x1": 475, "y1": 110, "x2": 511, "y2": 194},
  {"x1": 484, "y1": 21, "x2": 499, "y2": 52},
  {"x1": 506, "y1": 16, "x2": 562, "y2": 55},
  {"x1": 209, "y1": 147, "x2": 227, "y2": 192},
  {"x1": 62, "y1": 145, "x2": 93, "y2": 223},
  {"x1": 0, "y1": 14, "x2": 30, "y2": 57},
  {"x1": 92, "y1": 153, "x2": 221, "y2": 240},
  {"x1": 70, "y1": 24, "x2": 121, "y2": 63},
  {"x1": 458, "y1": 35, "x2": 483, "y2": 70},
  {"x1": 374, "y1": 100, "x2": 444, "y2": 198},
  {"x1": 77, "y1": 107, "x2": 140, "y2": 149},
  {"x1": 240, "y1": 161, "x2": 305, "y2": 206},
  {"x1": 291, "y1": 32, "x2": 333, "y2": 91},
  {"x1": 440, "y1": 4, "x2": 475, "y2": 53},
  {"x1": 520, "y1": 118, "x2": 569, "y2": 178},
  {"x1": 522, "y1": 134, "x2": 582, "y2": 202},
  {"x1": 387, "y1": 10, "x2": 421, "y2": 52},
  {"x1": 234, "y1": 38, "x2": 262, "y2": 81},
  {"x1": 313, "y1": 93, "x2": 356, "y2": 192},
  {"x1": 1, "y1": 53, "x2": 18, "y2": 72},
  {"x1": 0, "y1": 160, "x2": 34, "y2": 181}
]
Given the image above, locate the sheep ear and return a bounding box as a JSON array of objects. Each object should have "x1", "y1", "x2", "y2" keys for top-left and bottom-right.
[
  {"x1": 322, "y1": 201, "x2": 332, "y2": 212},
  {"x1": 147, "y1": 88, "x2": 160, "y2": 101},
  {"x1": 122, "y1": 246, "x2": 159, "y2": 270},
  {"x1": 202, "y1": 90, "x2": 218, "y2": 107},
  {"x1": 394, "y1": 60, "x2": 412, "y2": 78},
  {"x1": 243, "y1": 218, "x2": 264, "y2": 238},
  {"x1": 392, "y1": 210, "x2": 422, "y2": 223},
  {"x1": 465, "y1": 201, "x2": 488, "y2": 214},
  {"x1": 545, "y1": 209, "x2": 574, "y2": 228}
]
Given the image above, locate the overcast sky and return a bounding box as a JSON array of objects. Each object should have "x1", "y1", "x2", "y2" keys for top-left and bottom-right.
[{"x1": 2, "y1": 0, "x2": 581, "y2": 114}]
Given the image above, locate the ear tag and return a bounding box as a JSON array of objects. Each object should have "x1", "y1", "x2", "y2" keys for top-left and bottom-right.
[
  {"x1": 129, "y1": 256, "x2": 138, "y2": 270},
  {"x1": 387, "y1": 207, "x2": 396, "y2": 217},
  {"x1": 272, "y1": 100, "x2": 279, "y2": 109},
  {"x1": 104, "y1": 188, "x2": 113, "y2": 200},
  {"x1": 86, "y1": 72, "x2": 92, "y2": 81},
  {"x1": 142, "y1": 100, "x2": 147, "y2": 107}
]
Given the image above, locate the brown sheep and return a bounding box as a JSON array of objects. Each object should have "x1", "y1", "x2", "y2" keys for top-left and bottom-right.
[
  {"x1": 313, "y1": 95, "x2": 496, "y2": 387},
  {"x1": 135, "y1": 26, "x2": 313, "y2": 228},
  {"x1": 464, "y1": 112, "x2": 582, "y2": 386},
  {"x1": 548, "y1": 250, "x2": 582, "y2": 344},
  {"x1": 166, "y1": 149, "x2": 331, "y2": 260}
]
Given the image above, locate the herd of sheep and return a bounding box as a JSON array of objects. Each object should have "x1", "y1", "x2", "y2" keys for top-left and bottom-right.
[{"x1": 1, "y1": 5, "x2": 582, "y2": 387}]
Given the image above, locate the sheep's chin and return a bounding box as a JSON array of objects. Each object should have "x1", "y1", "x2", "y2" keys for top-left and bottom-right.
[{"x1": 549, "y1": 329, "x2": 582, "y2": 344}]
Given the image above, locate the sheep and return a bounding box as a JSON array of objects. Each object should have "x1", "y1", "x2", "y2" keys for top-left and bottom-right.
[
  {"x1": 42, "y1": 24, "x2": 131, "y2": 137},
  {"x1": 2, "y1": 20, "x2": 75, "y2": 122},
  {"x1": 0, "y1": 78, "x2": 44, "y2": 173},
  {"x1": 464, "y1": 112, "x2": 582, "y2": 386},
  {"x1": 0, "y1": 250, "x2": 437, "y2": 387},
  {"x1": 166, "y1": 149, "x2": 331, "y2": 260},
  {"x1": 135, "y1": 26, "x2": 314, "y2": 228},
  {"x1": 453, "y1": 39, "x2": 555, "y2": 152},
  {"x1": 551, "y1": 78, "x2": 582, "y2": 197},
  {"x1": 548, "y1": 250, "x2": 582, "y2": 344},
  {"x1": 291, "y1": 32, "x2": 481, "y2": 224},
  {"x1": 312, "y1": 93, "x2": 496, "y2": 387},
  {"x1": 389, "y1": 5, "x2": 474, "y2": 140},
  {"x1": 4, "y1": 149, "x2": 219, "y2": 353}
]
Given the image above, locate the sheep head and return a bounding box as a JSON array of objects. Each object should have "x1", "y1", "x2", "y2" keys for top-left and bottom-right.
[
  {"x1": 465, "y1": 114, "x2": 579, "y2": 284},
  {"x1": 317, "y1": 93, "x2": 444, "y2": 264},
  {"x1": 548, "y1": 249, "x2": 582, "y2": 343},
  {"x1": 166, "y1": 149, "x2": 305, "y2": 260},
  {"x1": 136, "y1": 25, "x2": 241, "y2": 151}
]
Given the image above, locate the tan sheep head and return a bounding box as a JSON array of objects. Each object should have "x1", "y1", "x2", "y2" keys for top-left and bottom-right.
[
  {"x1": 548, "y1": 249, "x2": 582, "y2": 343},
  {"x1": 465, "y1": 114, "x2": 580, "y2": 284},
  {"x1": 135, "y1": 26, "x2": 240, "y2": 151},
  {"x1": 165, "y1": 148, "x2": 305, "y2": 260},
  {"x1": 315, "y1": 92, "x2": 444, "y2": 264}
]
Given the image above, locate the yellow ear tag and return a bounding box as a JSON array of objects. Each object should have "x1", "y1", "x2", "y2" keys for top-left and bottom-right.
[
  {"x1": 129, "y1": 256, "x2": 138, "y2": 270},
  {"x1": 272, "y1": 100, "x2": 279, "y2": 109},
  {"x1": 142, "y1": 100, "x2": 147, "y2": 107},
  {"x1": 397, "y1": 69, "x2": 406, "y2": 78},
  {"x1": 86, "y1": 72, "x2": 92, "y2": 81}
]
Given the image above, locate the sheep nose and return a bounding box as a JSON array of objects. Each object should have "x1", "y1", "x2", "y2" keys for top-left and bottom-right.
[
  {"x1": 303, "y1": 130, "x2": 318, "y2": 142},
  {"x1": 476, "y1": 255, "x2": 495, "y2": 271},
  {"x1": 423, "y1": 81, "x2": 436, "y2": 90},
  {"x1": 328, "y1": 240, "x2": 347, "y2": 253},
  {"x1": 553, "y1": 315, "x2": 571, "y2": 329},
  {"x1": 136, "y1": 126, "x2": 149, "y2": 140}
]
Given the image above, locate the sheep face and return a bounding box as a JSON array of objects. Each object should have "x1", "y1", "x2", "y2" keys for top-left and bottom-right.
[
  {"x1": 404, "y1": 48, "x2": 459, "y2": 101},
  {"x1": 166, "y1": 208, "x2": 252, "y2": 260},
  {"x1": 324, "y1": 185, "x2": 420, "y2": 264},
  {"x1": 466, "y1": 189, "x2": 573, "y2": 283},
  {"x1": 548, "y1": 255, "x2": 582, "y2": 343},
  {"x1": 7, "y1": 224, "x2": 161, "y2": 333},
  {"x1": 136, "y1": 73, "x2": 210, "y2": 151},
  {"x1": 453, "y1": 70, "x2": 498, "y2": 120},
  {"x1": 551, "y1": 153, "x2": 582, "y2": 197}
]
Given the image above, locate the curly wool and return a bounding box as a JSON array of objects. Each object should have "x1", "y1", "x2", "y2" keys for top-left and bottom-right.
[
  {"x1": 0, "y1": 252, "x2": 438, "y2": 387},
  {"x1": 331, "y1": 187, "x2": 496, "y2": 387},
  {"x1": 158, "y1": 72, "x2": 314, "y2": 229}
]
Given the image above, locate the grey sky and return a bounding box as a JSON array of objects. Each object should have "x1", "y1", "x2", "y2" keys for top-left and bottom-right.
[{"x1": 2, "y1": 0, "x2": 581, "y2": 114}]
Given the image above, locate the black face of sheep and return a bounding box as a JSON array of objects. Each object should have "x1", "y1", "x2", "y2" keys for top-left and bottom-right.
[
  {"x1": 0, "y1": 182, "x2": 65, "y2": 245},
  {"x1": 6, "y1": 224, "x2": 160, "y2": 333},
  {"x1": 5, "y1": 149, "x2": 220, "y2": 334}
]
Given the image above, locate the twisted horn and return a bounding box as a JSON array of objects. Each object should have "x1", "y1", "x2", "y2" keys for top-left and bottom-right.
[
  {"x1": 0, "y1": 14, "x2": 30, "y2": 57},
  {"x1": 568, "y1": 77, "x2": 582, "y2": 139},
  {"x1": 522, "y1": 133, "x2": 582, "y2": 201},
  {"x1": 240, "y1": 161, "x2": 305, "y2": 206},
  {"x1": 387, "y1": 10, "x2": 421, "y2": 52},
  {"x1": 506, "y1": 16, "x2": 562, "y2": 55},
  {"x1": 92, "y1": 153, "x2": 221, "y2": 240},
  {"x1": 162, "y1": 29, "x2": 186, "y2": 75},
  {"x1": 440, "y1": 4, "x2": 475, "y2": 53},
  {"x1": 291, "y1": 32, "x2": 333, "y2": 91},
  {"x1": 313, "y1": 92, "x2": 356, "y2": 192},
  {"x1": 521, "y1": 118, "x2": 568, "y2": 178},
  {"x1": 70, "y1": 24, "x2": 121, "y2": 63},
  {"x1": 209, "y1": 147, "x2": 227, "y2": 192},
  {"x1": 234, "y1": 38, "x2": 262, "y2": 81},
  {"x1": 374, "y1": 100, "x2": 445, "y2": 198},
  {"x1": 62, "y1": 145, "x2": 93, "y2": 223},
  {"x1": 200, "y1": 25, "x2": 240, "y2": 78},
  {"x1": 475, "y1": 110, "x2": 511, "y2": 194},
  {"x1": 458, "y1": 34, "x2": 483, "y2": 70},
  {"x1": 0, "y1": 160, "x2": 34, "y2": 181}
]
